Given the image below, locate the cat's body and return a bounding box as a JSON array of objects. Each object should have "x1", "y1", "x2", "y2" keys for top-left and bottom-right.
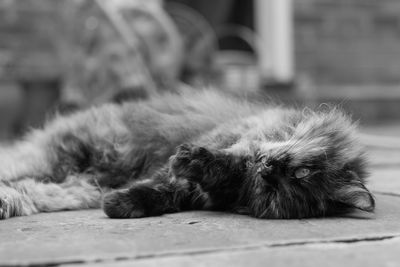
[{"x1": 0, "y1": 89, "x2": 374, "y2": 220}]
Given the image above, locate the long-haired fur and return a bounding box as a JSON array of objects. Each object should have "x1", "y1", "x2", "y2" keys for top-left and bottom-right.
[{"x1": 0, "y1": 89, "x2": 374, "y2": 220}]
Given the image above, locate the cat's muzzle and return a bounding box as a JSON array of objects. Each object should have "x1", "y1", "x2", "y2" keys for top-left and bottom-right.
[
  {"x1": 254, "y1": 159, "x2": 275, "y2": 183},
  {"x1": 255, "y1": 157, "x2": 284, "y2": 188}
]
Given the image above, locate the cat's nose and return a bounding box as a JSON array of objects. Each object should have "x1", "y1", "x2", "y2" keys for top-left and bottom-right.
[
  {"x1": 257, "y1": 164, "x2": 280, "y2": 187},
  {"x1": 258, "y1": 165, "x2": 282, "y2": 188}
]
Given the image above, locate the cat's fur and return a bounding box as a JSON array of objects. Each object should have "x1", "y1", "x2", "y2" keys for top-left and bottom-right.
[{"x1": 0, "y1": 89, "x2": 374, "y2": 220}]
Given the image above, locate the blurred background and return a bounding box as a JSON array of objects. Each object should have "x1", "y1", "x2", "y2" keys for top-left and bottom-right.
[{"x1": 0, "y1": 0, "x2": 400, "y2": 140}]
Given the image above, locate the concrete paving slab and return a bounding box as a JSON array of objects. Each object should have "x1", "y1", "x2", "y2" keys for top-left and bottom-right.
[
  {"x1": 362, "y1": 125, "x2": 400, "y2": 137},
  {"x1": 68, "y1": 237, "x2": 400, "y2": 267},
  {"x1": 369, "y1": 167, "x2": 400, "y2": 195},
  {"x1": 0, "y1": 194, "x2": 400, "y2": 266},
  {"x1": 367, "y1": 148, "x2": 400, "y2": 167}
]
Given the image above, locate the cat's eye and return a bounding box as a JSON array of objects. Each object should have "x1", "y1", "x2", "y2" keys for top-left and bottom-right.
[{"x1": 294, "y1": 168, "x2": 310, "y2": 179}]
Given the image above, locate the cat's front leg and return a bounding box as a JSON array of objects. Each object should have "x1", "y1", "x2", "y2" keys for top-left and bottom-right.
[
  {"x1": 102, "y1": 144, "x2": 248, "y2": 219},
  {"x1": 102, "y1": 166, "x2": 213, "y2": 218},
  {"x1": 169, "y1": 144, "x2": 246, "y2": 209},
  {"x1": 102, "y1": 168, "x2": 185, "y2": 218}
]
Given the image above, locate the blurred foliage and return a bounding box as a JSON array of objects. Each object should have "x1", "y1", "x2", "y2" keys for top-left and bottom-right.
[
  {"x1": 0, "y1": 0, "x2": 219, "y2": 107},
  {"x1": 61, "y1": 0, "x2": 184, "y2": 105}
]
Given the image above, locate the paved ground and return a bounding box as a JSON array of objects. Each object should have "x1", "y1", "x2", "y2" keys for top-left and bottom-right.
[{"x1": 1, "y1": 125, "x2": 400, "y2": 267}]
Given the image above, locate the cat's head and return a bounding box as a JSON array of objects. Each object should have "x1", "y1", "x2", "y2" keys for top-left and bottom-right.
[{"x1": 240, "y1": 108, "x2": 374, "y2": 219}]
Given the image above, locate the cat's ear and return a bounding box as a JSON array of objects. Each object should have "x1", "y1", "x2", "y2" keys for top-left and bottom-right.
[{"x1": 336, "y1": 182, "x2": 375, "y2": 212}]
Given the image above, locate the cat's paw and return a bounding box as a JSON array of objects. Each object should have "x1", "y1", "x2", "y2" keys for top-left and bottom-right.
[
  {"x1": 102, "y1": 189, "x2": 146, "y2": 219},
  {"x1": 0, "y1": 186, "x2": 28, "y2": 220},
  {"x1": 103, "y1": 184, "x2": 175, "y2": 219},
  {"x1": 170, "y1": 144, "x2": 214, "y2": 182},
  {"x1": 0, "y1": 196, "x2": 12, "y2": 219}
]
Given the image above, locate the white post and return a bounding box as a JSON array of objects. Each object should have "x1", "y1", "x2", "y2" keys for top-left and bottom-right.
[{"x1": 255, "y1": 0, "x2": 294, "y2": 84}]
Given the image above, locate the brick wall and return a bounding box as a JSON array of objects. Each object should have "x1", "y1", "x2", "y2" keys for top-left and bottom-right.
[{"x1": 294, "y1": 0, "x2": 400, "y2": 86}]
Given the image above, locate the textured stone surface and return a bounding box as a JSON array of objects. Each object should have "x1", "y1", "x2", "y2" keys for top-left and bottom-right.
[
  {"x1": 0, "y1": 193, "x2": 400, "y2": 266},
  {"x1": 65, "y1": 238, "x2": 400, "y2": 267},
  {"x1": 369, "y1": 168, "x2": 400, "y2": 195},
  {"x1": 368, "y1": 149, "x2": 400, "y2": 167}
]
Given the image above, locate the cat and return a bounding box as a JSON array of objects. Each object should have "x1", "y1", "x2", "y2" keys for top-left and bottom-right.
[{"x1": 0, "y1": 89, "x2": 374, "y2": 220}]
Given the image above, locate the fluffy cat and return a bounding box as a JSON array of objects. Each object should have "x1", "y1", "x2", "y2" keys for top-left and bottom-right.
[{"x1": 0, "y1": 89, "x2": 374, "y2": 220}]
